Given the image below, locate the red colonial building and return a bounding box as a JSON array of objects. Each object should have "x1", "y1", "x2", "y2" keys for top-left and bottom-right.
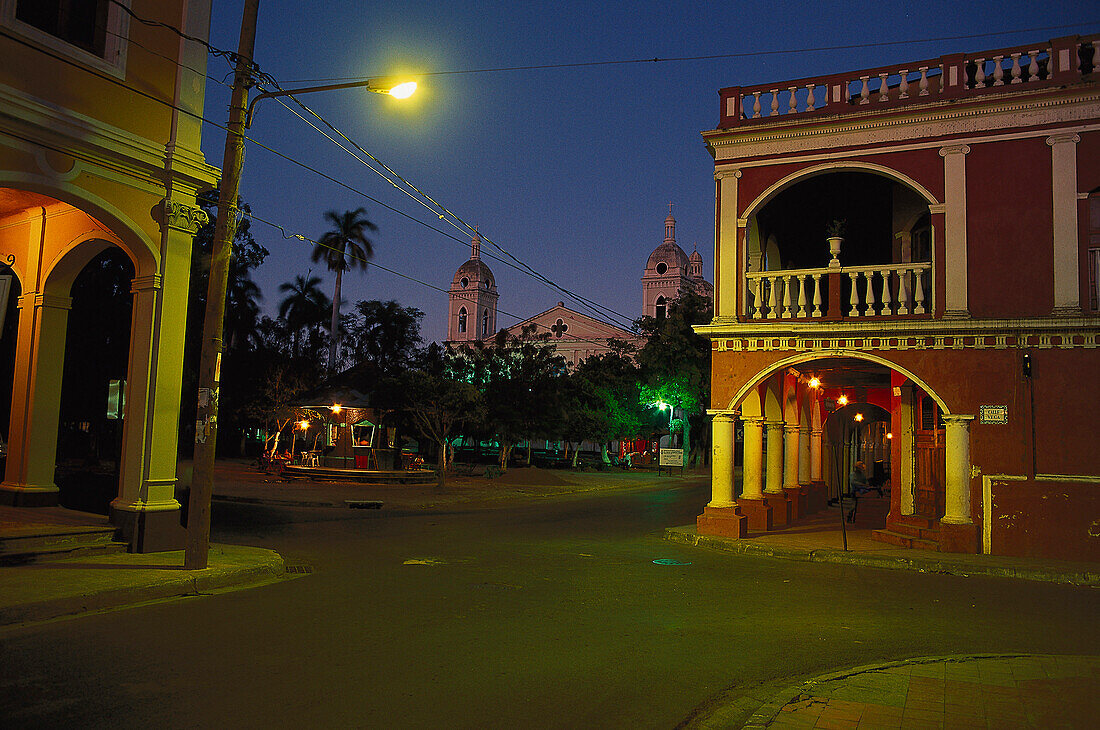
[{"x1": 695, "y1": 35, "x2": 1100, "y2": 561}]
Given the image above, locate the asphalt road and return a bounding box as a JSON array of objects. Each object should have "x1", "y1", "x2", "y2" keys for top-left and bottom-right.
[{"x1": 3, "y1": 480, "x2": 1099, "y2": 729}]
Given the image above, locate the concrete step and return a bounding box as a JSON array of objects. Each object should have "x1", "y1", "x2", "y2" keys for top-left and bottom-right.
[
  {"x1": 0, "y1": 526, "x2": 127, "y2": 565},
  {"x1": 872, "y1": 529, "x2": 940, "y2": 552},
  {"x1": 888, "y1": 520, "x2": 940, "y2": 540}
]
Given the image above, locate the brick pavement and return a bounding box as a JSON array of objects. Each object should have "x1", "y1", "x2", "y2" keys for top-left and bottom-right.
[{"x1": 755, "y1": 655, "x2": 1100, "y2": 729}]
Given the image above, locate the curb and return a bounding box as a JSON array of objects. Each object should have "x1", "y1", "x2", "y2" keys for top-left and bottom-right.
[
  {"x1": 738, "y1": 654, "x2": 1089, "y2": 729},
  {"x1": 0, "y1": 546, "x2": 287, "y2": 627},
  {"x1": 665, "y1": 526, "x2": 1100, "y2": 586}
]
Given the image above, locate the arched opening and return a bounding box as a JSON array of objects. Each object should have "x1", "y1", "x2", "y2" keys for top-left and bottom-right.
[
  {"x1": 482, "y1": 308, "x2": 489, "y2": 337},
  {"x1": 742, "y1": 167, "x2": 937, "y2": 319},
  {"x1": 458, "y1": 307, "x2": 467, "y2": 334},
  {"x1": 55, "y1": 246, "x2": 134, "y2": 514},
  {"x1": 725, "y1": 352, "x2": 952, "y2": 533},
  {"x1": 655, "y1": 295, "x2": 666, "y2": 321}
]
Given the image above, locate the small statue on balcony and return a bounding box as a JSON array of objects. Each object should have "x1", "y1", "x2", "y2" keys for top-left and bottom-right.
[{"x1": 825, "y1": 218, "x2": 846, "y2": 269}]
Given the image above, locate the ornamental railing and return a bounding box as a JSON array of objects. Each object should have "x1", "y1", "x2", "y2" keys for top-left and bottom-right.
[
  {"x1": 745, "y1": 262, "x2": 932, "y2": 321},
  {"x1": 716, "y1": 34, "x2": 1096, "y2": 129}
]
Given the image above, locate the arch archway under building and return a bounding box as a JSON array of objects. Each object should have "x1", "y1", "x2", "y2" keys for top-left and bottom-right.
[{"x1": 699, "y1": 350, "x2": 979, "y2": 553}]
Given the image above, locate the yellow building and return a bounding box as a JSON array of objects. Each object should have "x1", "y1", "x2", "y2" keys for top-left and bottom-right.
[{"x1": 0, "y1": 1, "x2": 217, "y2": 550}]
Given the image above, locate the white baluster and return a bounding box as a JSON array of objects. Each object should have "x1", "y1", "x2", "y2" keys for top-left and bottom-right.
[
  {"x1": 1027, "y1": 51, "x2": 1039, "y2": 81},
  {"x1": 766, "y1": 277, "x2": 778, "y2": 319},
  {"x1": 993, "y1": 55, "x2": 1005, "y2": 85},
  {"x1": 880, "y1": 268, "x2": 893, "y2": 315},
  {"x1": 796, "y1": 275, "x2": 808, "y2": 317},
  {"x1": 750, "y1": 278, "x2": 761, "y2": 318},
  {"x1": 770, "y1": 90, "x2": 780, "y2": 117},
  {"x1": 811, "y1": 274, "x2": 823, "y2": 317},
  {"x1": 913, "y1": 268, "x2": 927, "y2": 315},
  {"x1": 1010, "y1": 52, "x2": 1023, "y2": 83},
  {"x1": 752, "y1": 91, "x2": 762, "y2": 118},
  {"x1": 848, "y1": 272, "x2": 862, "y2": 317},
  {"x1": 878, "y1": 73, "x2": 890, "y2": 102},
  {"x1": 866, "y1": 268, "x2": 884, "y2": 314},
  {"x1": 859, "y1": 76, "x2": 871, "y2": 104},
  {"x1": 897, "y1": 267, "x2": 911, "y2": 315},
  {"x1": 780, "y1": 275, "x2": 792, "y2": 317},
  {"x1": 898, "y1": 70, "x2": 909, "y2": 99},
  {"x1": 938, "y1": 64, "x2": 945, "y2": 94},
  {"x1": 974, "y1": 58, "x2": 986, "y2": 88},
  {"x1": 918, "y1": 66, "x2": 930, "y2": 96},
  {"x1": 806, "y1": 83, "x2": 816, "y2": 110},
  {"x1": 787, "y1": 87, "x2": 798, "y2": 114}
]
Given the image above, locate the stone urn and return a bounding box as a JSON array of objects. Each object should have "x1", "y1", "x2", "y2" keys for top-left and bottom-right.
[{"x1": 826, "y1": 236, "x2": 843, "y2": 268}]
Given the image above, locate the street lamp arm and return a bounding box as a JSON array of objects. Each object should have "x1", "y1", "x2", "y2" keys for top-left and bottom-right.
[{"x1": 245, "y1": 78, "x2": 415, "y2": 127}]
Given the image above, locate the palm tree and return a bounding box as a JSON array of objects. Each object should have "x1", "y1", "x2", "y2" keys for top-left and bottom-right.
[
  {"x1": 277, "y1": 273, "x2": 329, "y2": 358},
  {"x1": 314, "y1": 207, "x2": 377, "y2": 372}
]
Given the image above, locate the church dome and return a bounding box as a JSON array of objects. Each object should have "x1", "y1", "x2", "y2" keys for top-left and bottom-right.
[
  {"x1": 450, "y1": 231, "x2": 496, "y2": 291},
  {"x1": 644, "y1": 208, "x2": 689, "y2": 276},
  {"x1": 644, "y1": 242, "x2": 689, "y2": 275}
]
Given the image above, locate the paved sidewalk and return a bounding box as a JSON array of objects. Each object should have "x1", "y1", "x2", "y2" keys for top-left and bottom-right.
[
  {"x1": 0, "y1": 543, "x2": 286, "y2": 627},
  {"x1": 666, "y1": 514, "x2": 1100, "y2": 587},
  {"x1": 736, "y1": 654, "x2": 1100, "y2": 729}
]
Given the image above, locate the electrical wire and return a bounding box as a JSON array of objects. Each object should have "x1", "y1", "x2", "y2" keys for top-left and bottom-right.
[
  {"x1": 243, "y1": 208, "x2": 641, "y2": 349},
  {"x1": 0, "y1": 26, "x2": 639, "y2": 333},
  {"x1": 284, "y1": 22, "x2": 1099, "y2": 83}
]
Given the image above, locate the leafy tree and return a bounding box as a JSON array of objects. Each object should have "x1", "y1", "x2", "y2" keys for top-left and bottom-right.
[
  {"x1": 342, "y1": 300, "x2": 424, "y2": 376},
  {"x1": 243, "y1": 360, "x2": 309, "y2": 457},
  {"x1": 572, "y1": 347, "x2": 645, "y2": 462},
  {"x1": 634, "y1": 290, "x2": 712, "y2": 464},
  {"x1": 462, "y1": 327, "x2": 567, "y2": 470},
  {"x1": 277, "y1": 273, "x2": 329, "y2": 358},
  {"x1": 313, "y1": 208, "x2": 376, "y2": 373},
  {"x1": 400, "y1": 344, "x2": 484, "y2": 491}
]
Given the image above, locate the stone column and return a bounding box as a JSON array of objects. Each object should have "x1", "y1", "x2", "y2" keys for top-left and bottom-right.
[
  {"x1": 697, "y1": 412, "x2": 747, "y2": 538},
  {"x1": 763, "y1": 419, "x2": 790, "y2": 525},
  {"x1": 714, "y1": 169, "x2": 741, "y2": 319},
  {"x1": 708, "y1": 413, "x2": 737, "y2": 507},
  {"x1": 0, "y1": 293, "x2": 71, "y2": 505},
  {"x1": 896, "y1": 385, "x2": 916, "y2": 517},
  {"x1": 110, "y1": 199, "x2": 206, "y2": 552},
  {"x1": 782, "y1": 423, "x2": 803, "y2": 518},
  {"x1": 764, "y1": 421, "x2": 785, "y2": 494},
  {"x1": 939, "y1": 145, "x2": 970, "y2": 318},
  {"x1": 736, "y1": 416, "x2": 772, "y2": 530},
  {"x1": 741, "y1": 417, "x2": 765, "y2": 500},
  {"x1": 940, "y1": 414, "x2": 978, "y2": 553},
  {"x1": 942, "y1": 415, "x2": 975, "y2": 524},
  {"x1": 810, "y1": 428, "x2": 823, "y2": 481},
  {"x1": 1047, "y1": 133, "x2": 1081, "y2": 315},
  {"x1": 798, "y1": 426, "x2": 811, "y2": 483}
]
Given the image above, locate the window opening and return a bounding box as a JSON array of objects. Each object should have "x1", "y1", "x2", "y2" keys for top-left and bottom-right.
[
  {"x1": 457, "y1": 307, "x2": 467, "y2": 334},
  {"x1": 16, "y1": 0, "x2": 107, "y2": 57}
]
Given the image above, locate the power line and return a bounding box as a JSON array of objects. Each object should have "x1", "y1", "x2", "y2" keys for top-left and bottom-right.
[
  {"x1": 283, "y1": 22, "x2": 1100, "y2": 84},
  {"x1": 1, "y1": 26, "x2": 639, "y2": 333},
  {"x1": 244, "y1": 208, "x2": 640, "y2": 349}
]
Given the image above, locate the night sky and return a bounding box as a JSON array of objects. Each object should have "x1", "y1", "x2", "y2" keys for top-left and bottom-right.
[{"x1": 201, "y1": 1, "x2": 1098, "y2": 344}]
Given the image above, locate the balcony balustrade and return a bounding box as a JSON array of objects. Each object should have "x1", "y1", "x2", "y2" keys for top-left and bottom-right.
[
  {"x1": 717, "y1": 35, "x2": 1096, "y2": 129},
  {"x1": 745, "y1": 262, "x2": 932, "y2": 321}
]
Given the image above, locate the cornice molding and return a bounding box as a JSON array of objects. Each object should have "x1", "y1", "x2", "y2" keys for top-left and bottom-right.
[
  {"x1": 705, "y1": 88, "x2": 1100, "y2": 162},
  {"x1": 697, "y1": 316, "x2": 1100, "y2": 353},
  {"x1": 0, "y1": 83, "x2": 218, "y2": 193}
]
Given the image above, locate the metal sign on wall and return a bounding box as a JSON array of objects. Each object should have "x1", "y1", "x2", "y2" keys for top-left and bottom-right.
[{"x1": 979, "y1": 405, "x2": 1009, "y2": 424}]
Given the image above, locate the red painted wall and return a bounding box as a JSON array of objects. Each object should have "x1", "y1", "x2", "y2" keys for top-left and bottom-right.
[
  {"x1": 992, "y1": 479, "x2": 1100, "y2": 562},
  {"x1": 965, "y1": 138, "x2": 1053, "y2": 317}
]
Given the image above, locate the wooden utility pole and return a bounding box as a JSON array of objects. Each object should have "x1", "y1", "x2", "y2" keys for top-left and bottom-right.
[{"x1": 185, "y1": 0, "x2": 260, "y2": 569}]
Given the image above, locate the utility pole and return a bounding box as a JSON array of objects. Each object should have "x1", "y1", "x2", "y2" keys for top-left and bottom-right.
[{"x1": 185, "y1": 0, "x2": 260, "y2": 570}]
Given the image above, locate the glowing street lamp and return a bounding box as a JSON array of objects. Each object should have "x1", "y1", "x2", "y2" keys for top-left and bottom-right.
[
  {"x1": 854, "y1": 413, "x2": 864, "y2": 422},
  {"x1": 836, "y1": 394, "x2": 849, "y2": 406},
  {"x1": 245, "y1": 76, "x2": 419, "y2": 128},
  {"x1": 808, "y1": 377, "x2": 821, "y2": 389}
]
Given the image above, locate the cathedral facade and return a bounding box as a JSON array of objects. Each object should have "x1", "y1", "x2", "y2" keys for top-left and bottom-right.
[{"x1": 446, "y1": 210, "x2": 713, "y2": 366}]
